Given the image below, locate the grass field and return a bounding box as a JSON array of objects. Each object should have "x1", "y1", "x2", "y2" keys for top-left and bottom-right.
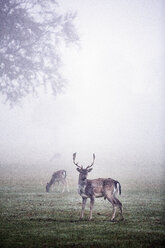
[{"x1": 0, "y1": 177, "x2": 164, "y2": 248}]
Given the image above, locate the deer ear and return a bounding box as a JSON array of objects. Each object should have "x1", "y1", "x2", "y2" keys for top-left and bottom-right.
[
  {"x1": 87, "y1": 168, "x2": 93, "y2": 173},
  {"x1": 77, "y1": 168, "x2": 81, "y2": 172}
]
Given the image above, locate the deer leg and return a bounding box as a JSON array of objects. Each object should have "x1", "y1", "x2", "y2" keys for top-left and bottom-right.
[
  {"x1": 52, "y1": 182, "x2": 56, "y2": 191},
  {"x1": 66, "y1": 180, "x2": 70, "y2": 192},
  {"x1": 61, "y1": 180, "x2": 65, "y2": 193},
  {"x1": 113, "y1": 196, "x2": 124, "y2": 220},
  {"x1": 89, "y1": 197, "x2": 95, "y2": 221},
  {"x1": 64, "y1": 179, "x2": 69, "y2": 192},
  {"x1": 80, "y1": 197, "x2": 87, "y2": 219},
  {"x1": 57, "y1": 181, "x2": 60, "y2": 192},
  {"x1": 107, "y1": 197, "x2": 117, "y2": 221},
  {"x1": 111, "y1": 205, "x2": 117, "y2": 221}
]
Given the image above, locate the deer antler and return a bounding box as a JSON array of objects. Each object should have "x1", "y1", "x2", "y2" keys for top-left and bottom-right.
[
  {"x1": 86, "y1": 153, "x2": 95, "y2": 169},
  {"x1": 73, "y1": 152, "x2": 82, "y2": 168}
]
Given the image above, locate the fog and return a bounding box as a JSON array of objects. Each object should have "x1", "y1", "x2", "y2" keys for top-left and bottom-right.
[{"x1": 0, "y1": 0, "x2": 164, "y2": 185}]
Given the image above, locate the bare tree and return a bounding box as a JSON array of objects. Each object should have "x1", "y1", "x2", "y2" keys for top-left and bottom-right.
[
  {"x1": 0, "y1": 0, "x2": 79, "y2": 105},
  {"x1": 73, "y1": 153, "x2": 123, "y2": 221},
  {"x1": 46, "y1": 170, "x2": 69, "y2": 193}
]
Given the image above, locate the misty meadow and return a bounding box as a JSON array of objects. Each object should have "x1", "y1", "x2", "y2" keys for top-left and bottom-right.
[{"x1": 0, "y1": 159, "x2": 164, "y2": 247}]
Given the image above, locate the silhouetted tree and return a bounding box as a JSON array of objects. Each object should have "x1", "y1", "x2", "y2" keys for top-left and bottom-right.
[{"x1": 0, "y1": 0, "x2": 79, "y2": 105}]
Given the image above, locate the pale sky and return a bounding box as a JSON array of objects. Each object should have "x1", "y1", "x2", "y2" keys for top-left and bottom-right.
[{"x1": 0, "y1": 0, "x2": 164, "y2": 178}]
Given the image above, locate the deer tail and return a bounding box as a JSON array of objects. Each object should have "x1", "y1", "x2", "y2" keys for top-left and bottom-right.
[
  {"x1": 64, "y1": 170, "x2": 67, "y2": 178},
  {"x1": 115, "y1": 181, "x2": 121, "y2": 195}
]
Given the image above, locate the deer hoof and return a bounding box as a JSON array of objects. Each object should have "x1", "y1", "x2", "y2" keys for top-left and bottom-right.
[{"x1": 110, "y1": 219, "x2": 116, "y2": 222}]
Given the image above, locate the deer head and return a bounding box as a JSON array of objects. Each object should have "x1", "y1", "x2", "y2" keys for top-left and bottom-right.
[{"x1": 73, "y1": 153, "x2": 95, "y2": 179}]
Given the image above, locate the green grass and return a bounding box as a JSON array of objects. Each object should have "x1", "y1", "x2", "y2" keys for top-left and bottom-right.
[{"x1": 0, "y1": 181, "x2": 164, "y2": 248}]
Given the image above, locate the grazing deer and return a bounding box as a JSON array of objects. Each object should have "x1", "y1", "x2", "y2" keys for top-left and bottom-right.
[
  {"x1": 73, "y1": 153, "x2": 123, "y2": 221},
  {"x1": 46, "y1": 170, "x2": 69, "y2": 193}
]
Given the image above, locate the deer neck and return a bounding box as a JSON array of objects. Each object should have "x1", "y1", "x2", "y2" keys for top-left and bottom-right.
[{"x1": 78, "y1": 174, "x2": 88, "y2": 196}]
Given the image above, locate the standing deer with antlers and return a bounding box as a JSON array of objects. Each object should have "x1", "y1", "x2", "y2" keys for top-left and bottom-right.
[{"x1": 73, "y1": 153, "x2": 123, "y2": 221}]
